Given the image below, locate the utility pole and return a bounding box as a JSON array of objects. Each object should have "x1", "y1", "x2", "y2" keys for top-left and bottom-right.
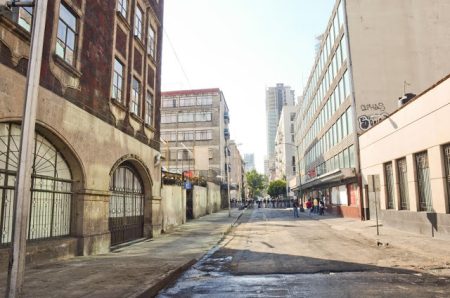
[
  {"x1": 226, "y1": 139, "x2": 231, "y2": 217},
  {"x1": 3, "y1": 0, "x2": 49, "y2": 297}
]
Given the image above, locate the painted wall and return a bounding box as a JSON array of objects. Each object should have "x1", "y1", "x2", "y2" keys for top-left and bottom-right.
[{"x1": 359, "y1": 75, "x2": 450, "y2": 237}]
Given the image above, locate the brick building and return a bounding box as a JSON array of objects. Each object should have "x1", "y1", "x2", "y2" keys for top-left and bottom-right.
[{"x1": 0, "y1": 0, "x2": 164, "y2": 264}]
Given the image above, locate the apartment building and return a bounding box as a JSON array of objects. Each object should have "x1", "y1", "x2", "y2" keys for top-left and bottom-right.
[
  {"x1": 297, "y1": 0, "x2": 450, "y2": 218},
  {"x1": 265, "y1": 83, "x2": 295, "y2": 179},
  {"x1": 160, "y1": 89, "x2": 230, "y2": 183},
  {"x1": 0, "y1": 0, "x2": 164, "y2": 263},
  {"x1": 274, "y1": 106, "x2": 297, "y2": 187}
]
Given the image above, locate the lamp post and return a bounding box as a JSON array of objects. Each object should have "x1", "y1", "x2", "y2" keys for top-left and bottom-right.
[
  {"x1": 226, "y1": 139, "x2": 231, "y2": 217},
  {"x1": 2, "y1": 0, "x2": 49, "y2": 297}
]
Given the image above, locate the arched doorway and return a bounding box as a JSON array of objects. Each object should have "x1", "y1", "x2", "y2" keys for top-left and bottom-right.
[
  {"x1": 0, "y1": 123, "x2": 73, "y2": 245},
  {"x1": 109, "y1": 163, "x2": 144, "y2": 246}
]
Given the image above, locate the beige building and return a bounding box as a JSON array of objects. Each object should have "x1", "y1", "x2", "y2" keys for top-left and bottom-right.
[
  {"x1": 297, "y1": 0, "x2": 450, "y2": 218},
  {"x1": 359, "y1": 74, "x2": 450, "y2": 238},
  {"x1": 228, "y1": 140, "x2": 245, "y2": 202},
  {"x1": 160, "y1": 89, "x2": 230, "y2": 181}
]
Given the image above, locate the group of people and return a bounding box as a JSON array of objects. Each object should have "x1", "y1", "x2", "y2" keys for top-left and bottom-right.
[{"x1": 292, "y1": 198, "x2": 326, "y2": 217}]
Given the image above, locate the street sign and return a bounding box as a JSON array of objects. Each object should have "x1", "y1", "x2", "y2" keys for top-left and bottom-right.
[{"x1": 184, "y1": 180, "x2": 192, "y2": 190}]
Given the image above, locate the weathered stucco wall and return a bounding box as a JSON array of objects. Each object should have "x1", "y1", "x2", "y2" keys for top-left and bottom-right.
[
  {"x1": 161, "y1": 185, "x2": 186, "y2": 232},
  {"x1": 207, "y1": 182, "x2": 222, "y2": 213},
  {"x1": 193, "y1": 186, "x2": 207, "y2": 219}
]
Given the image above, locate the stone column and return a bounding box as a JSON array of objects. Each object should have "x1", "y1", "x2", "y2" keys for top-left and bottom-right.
[{"x1": 73, "y1": 189, "x2": 111, "y2": 256}]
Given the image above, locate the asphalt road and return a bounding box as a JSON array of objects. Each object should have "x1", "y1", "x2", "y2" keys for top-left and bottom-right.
[{"x1": 157, "y1": 207, "x2": 450, "y2": 297}]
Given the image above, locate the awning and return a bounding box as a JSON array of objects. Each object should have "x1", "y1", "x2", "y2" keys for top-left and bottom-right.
[{"x1": 301, "y1": 168, "x2": 356, "y2": 190}]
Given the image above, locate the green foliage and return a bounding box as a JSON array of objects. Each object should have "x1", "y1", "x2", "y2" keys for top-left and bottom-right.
[
  {"x1": 267, "y1": 179, "x2": 287, "y2": 198},
  {"x1": 245, "y1": 170, "x2": 266, "y2": 198}
]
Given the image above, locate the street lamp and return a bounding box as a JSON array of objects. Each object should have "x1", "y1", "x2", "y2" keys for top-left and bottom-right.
[{"x1": 2, "y1": 0, "x2": 49, "y2": 296}]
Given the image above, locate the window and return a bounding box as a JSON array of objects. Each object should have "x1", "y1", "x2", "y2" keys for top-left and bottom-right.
[
  {"x1": 161, "y1": 131, "x2": 177, "y2": 141},
  {"x1": 145, "y1": 91, "x2": 153, "y2": 125},
  {"x1": 134, "y1": 5, "x2": 143, "y2": 40},
  {"x1": 197, "y1": 95, "x2": 212, "y2": 106},
  {"x1": 346, "y1": 107, "x2": 354, "y2": 133},
  {"x1": 397, "y1": 158, "x2": 409, "y2": 210},
  {"x1": 178, "y1": 131, "x2": 194, "y2": 141},
  {"x1": 162, "y1": 98, "x2": 177, "y2": 108},
  {"x1": 131, "y1": 77, "x2": 141, "y2": 115},
  {"x1": 17, "y1": 7, "x2": 33, "y2": 32},
  {"x1": 56, "y1": 3, "x2": 77, "y2": 65},
  {"x1": 196, "y1": 130, "x2": 212, "y2": 141},
  {"x1": 443, "y1": 144, "x2": 450, "y2": 212},
  {"x1": 349, "y1": 145, "x2": 355, "y2": 168},
  {"x1": 147, "y1": 25, "x2": 156, "y2": 57},
  {"x1": 178, "y1": 112, "x2": 195, "y2": 123},
  {"x1": 196, "y1": 112, "x2": 212, "y2": 122},
  {"x1": 0, "y1": 123, "x2": 72, "y2": 245},
  {"x1": 112, "y1": 58, "x2": 124, "y2": 102},
  {"x1": 117, "y1": 0, "x2": 127, "y2": 19},
  {"x1": 415, "y1": 151, "x2": 433, "y2": 211},
  {"x1": 384, "y1": 162, "x2": 395, "y2": 209},
  {"x1": 179, "y1": 96, "x2": 196, "y2": 107}
]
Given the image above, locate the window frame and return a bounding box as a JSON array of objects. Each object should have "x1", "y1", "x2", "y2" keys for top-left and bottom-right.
[
  {"x1": 55, "y1": 3, "x2": 78, "y2": 66},
  {"x1": 131, "y1": 77, "x2": 141, "y2": 116}
]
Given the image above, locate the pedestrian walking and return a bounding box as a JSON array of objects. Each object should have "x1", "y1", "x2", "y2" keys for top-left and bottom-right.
[
  {"x1": 319, "y1": 199, "x2": 325, "y2": 215},
  {"x1": 306, "y1": 199, "x2": 312, "y2": 215},
  {"x1": 293, "y1": 201, "x2": 299, "y2": 218},
  {"x1": 313, "y1": 197, "x2": 319, "y2": 214}
]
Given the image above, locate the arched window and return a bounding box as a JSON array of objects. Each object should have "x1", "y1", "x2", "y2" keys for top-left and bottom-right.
[
  {"x1": 0, "y1": 123, "x2": 73, "y2": 245},
  {"x1": 109, "y1": 164, "x2": 144, "y2": 246}
]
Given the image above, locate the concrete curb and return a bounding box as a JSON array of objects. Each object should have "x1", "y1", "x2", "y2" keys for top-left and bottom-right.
[{"x1": 134, "y1": 258, "x2": 197, "y2": 298}]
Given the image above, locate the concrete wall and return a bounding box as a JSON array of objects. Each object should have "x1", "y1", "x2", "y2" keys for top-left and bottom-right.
[
  {"x1": 161, "y1": 185, "x2": 186, "y2": 232},
  {"x1": 359, "y1": 75, "x2": 450, "y2": 236},
  {"x1": 207, "y1": 182, "x2": 222, "y2": 214},
  {"x1": 193, "y1": 186, "x2": 207, "y2": 219},
  {"x1": 346, "y1": 0, "x2": 450, "y2": 133}
]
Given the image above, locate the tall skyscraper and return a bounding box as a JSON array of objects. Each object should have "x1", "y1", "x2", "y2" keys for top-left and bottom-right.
[
  {"x1": 244, "y1": 153, "x2": 256, "y2": 172},
  {"x1": 265, "y1": 84, "x2": 295, "y2": 178}
]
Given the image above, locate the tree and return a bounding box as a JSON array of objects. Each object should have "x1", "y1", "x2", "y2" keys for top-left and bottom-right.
[
  {"x1": 245, "y1": 170, "x2": 266, "y2": 198},
  {"x1": 267, "y1": 179, "x2": 287, "y2": 198}
]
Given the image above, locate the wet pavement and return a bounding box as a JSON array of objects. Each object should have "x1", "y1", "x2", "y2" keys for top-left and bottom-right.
[{"x1": 157, "y1": 207, "x2": 450, "y2": 297}]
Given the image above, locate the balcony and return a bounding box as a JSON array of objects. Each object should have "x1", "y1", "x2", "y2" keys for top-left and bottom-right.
[
  {"x1": 224, "y1": 111, "x2": 230, "y2": 123},
  {"x1": 224, "y1": 128, "x2": 230, "y2": 140}
]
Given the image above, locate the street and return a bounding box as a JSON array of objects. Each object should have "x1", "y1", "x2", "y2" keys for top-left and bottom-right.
[{"x1": 158, "y1": 207, "x2": 450, "y2": 297}]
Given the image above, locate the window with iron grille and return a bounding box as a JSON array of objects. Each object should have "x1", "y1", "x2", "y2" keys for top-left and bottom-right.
[
  {"x1": 443, "y1": 144, "x2": 450, "y2": 213},
  {"x1": 131, "y1": 77, "x2": 141, "y2": 116},
  {"x1": 56, "y1": 3, "x2": 77, "y2": 65},
  {"x1": 415, "y1": 151, "x2": 433, "y2": 211},
  {"x1": 112, "y1": 58, "x2": 124, "y2": 102},
  {"x1": 384, "y1": 162, "x2": 395, "y2": 209},
  {"x1": 396, "y1": 158, "x2": 409, "y2": 210},
  {"x1": 117, "y1": 0, "x2": 128, "y2": 19},
  {"x1": 0, "y1": 123, "x2": 72, "y2": 245}
]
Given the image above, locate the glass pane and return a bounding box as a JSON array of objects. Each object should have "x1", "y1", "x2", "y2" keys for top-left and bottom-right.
[
  {"x1": 56, "y1": 41, "x2": 65, "y2": 59},
  {"x1": 60, "y1": 4, "x2": 76, "y2": 29},
  {"x1": 57, "y1": 21, "x2": 66, "y2": 41},
  {"x1": 66, "y1": 29, "x2": 75, "y2": 50}
]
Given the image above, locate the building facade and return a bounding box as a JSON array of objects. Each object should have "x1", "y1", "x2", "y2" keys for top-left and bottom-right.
[
  {"x1": 160, "y1": 88, "x2": 230, "y2": 183},
  {"x1": 265, "y1": 83, "x2": 295, "y2": 178},
  {"x1": 228, "y1": 140, "x2": 245, "y2": 202},
  {"x1": 359, "y1": 75, "x2": 450, "y2": 238},
  {"x1": 274, "y1": 106, "x2": 297, "y2": 185},
  {"x1": 0, "y1": 0, "x2": 164, "y2": 264},
  {"x1": 243, "y1": 153, "x2": 255, "y2": 172},
  {"x1": 297, "y1": 0, "x2": 450, "y2": 218}
]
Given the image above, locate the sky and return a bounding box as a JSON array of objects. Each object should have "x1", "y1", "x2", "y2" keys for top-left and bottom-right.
[{"x1": 161, "y1": 0, "x2": 335, "y2": 173}]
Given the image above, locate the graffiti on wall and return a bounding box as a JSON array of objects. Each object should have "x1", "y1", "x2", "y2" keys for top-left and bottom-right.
[
  {"x1": 358, "y1": 113, "x2": 389, "y2": 130},
  {"x1": 360, "y1": 102, "x2": 385, "y2": 112}
]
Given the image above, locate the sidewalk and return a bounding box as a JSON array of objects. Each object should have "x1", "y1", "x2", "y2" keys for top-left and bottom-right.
[
  {"x1": 0, "y1": 209, "x2": 243, "y2": 298},
  {"x1": 303, "y1": 211, "x2": 450, "y2": 275}
]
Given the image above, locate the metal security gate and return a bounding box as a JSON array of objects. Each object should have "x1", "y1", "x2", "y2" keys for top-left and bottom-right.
[
  {"x1": 444, "y1": 144, "x2": 450, "y2": 212},
  {"x1": 109, "y1": 165, "x2": 144, "y2": 246},
  {"x1": 415, "y1": 152, "x2": 432, "y2": 211},
  {"x1": 1, "y1": 123, "x2": 72, "y2": 245},
  {"x1": 384, "y1": 162, "x2": 395, "y2": 209},
  {"x1": 397, "y1": 158, "x2": 409, "y2": 210}
]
